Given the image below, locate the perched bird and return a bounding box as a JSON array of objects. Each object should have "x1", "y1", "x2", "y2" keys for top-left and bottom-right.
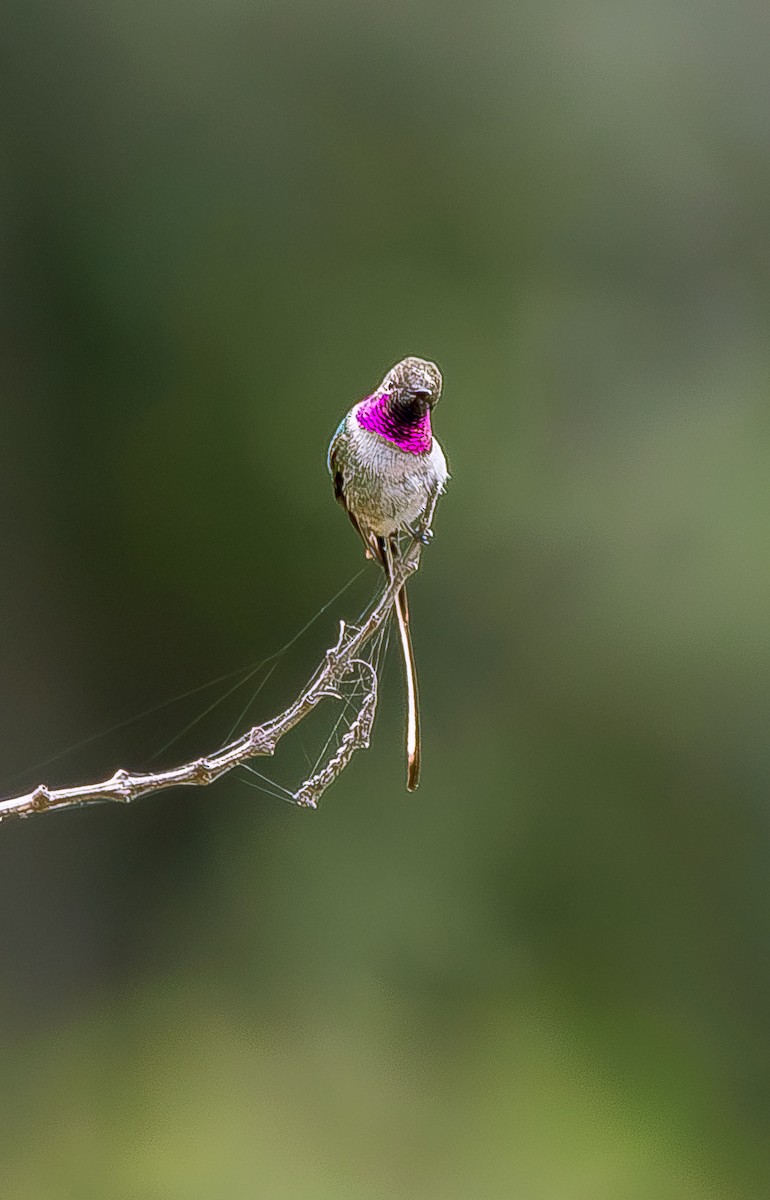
[{"x1": 327, "y1": 356, "x2": 449, "y2": 791}]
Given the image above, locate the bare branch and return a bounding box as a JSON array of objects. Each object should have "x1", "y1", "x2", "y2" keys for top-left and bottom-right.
[{"x1": 0, "y1": 545, "x2": 422, "y2": 822}]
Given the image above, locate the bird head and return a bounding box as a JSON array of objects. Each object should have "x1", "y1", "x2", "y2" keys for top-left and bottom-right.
[{"x1": 380, "y1": 357, "x2": 443, "y2": 418}]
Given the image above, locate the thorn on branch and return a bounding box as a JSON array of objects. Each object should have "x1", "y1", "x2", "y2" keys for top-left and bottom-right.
[
  {"x1": 30, "y1": 786, "x2": 50, "y2": 813},
  {"x1": 110, "y1": 768, "x2": 133, "y2": 801},
  {"x1": 190, "y1": 760, "x2": 215, "y2": 785}
]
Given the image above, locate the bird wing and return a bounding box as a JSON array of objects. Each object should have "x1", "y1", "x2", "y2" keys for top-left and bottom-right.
[
  {"x1": 327, "y1": 422, "x2": 383, "y2": 566},
  {"x1": 326, "y1": 417, "x2": 346, "y2": 479},
  {"x1": 327, "y1": 421, "x2": 350, "y2": 512}
]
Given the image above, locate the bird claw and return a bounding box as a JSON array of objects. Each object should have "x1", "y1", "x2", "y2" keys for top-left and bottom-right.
[{"x1": 405, "y1": 523, "x2": 433, "y2": 546}]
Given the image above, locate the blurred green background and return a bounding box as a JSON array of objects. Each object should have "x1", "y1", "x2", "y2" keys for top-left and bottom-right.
[{"x1": 1, "y1": 0, "x2": 770, "y2": 1196}]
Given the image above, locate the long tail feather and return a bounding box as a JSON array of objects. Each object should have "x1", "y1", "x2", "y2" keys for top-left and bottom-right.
[
  {"x1": 394, "y1": 581, "x2": 421, "y2": 791},
  {"x1": 382, "y1": 537, "x2": 421, "y2": 791}
]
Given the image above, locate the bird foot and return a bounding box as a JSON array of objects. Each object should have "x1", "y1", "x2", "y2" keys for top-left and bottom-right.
[{"x1": 405, "y1": 523, "x2": 433, "y2": 546}]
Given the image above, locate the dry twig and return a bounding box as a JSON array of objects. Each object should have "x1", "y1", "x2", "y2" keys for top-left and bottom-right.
[{"x1": 0, "y1": 544, "x2": 421, "y2": 821}]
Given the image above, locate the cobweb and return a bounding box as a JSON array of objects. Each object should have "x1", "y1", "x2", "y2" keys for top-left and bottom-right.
[{"x1": 234, "y1": 607, "x2": 394, "y2": 806}]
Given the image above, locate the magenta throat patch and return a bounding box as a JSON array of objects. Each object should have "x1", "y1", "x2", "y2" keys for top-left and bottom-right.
[{"x1": 355, "y1": 392, "x2": 432, "y2": 455}]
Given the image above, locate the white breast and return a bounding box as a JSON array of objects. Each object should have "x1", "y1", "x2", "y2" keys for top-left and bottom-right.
[{"x1": 343, "y1": 418, "x2": 448, "y2": 539}]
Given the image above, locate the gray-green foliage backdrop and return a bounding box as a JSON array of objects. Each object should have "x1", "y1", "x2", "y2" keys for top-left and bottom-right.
[{"x1": 1, "y1": 1, "x2": 768, "y2": 1196}]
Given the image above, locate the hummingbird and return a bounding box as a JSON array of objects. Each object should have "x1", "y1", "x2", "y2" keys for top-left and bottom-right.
[{"x1": 327, "y1": 356, "x2": 449, "y2": 791}]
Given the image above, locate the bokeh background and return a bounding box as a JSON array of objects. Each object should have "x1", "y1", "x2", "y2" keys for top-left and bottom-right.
[{"x1": 1, "y1": 1, "x2": 770, "y2": 1196}]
